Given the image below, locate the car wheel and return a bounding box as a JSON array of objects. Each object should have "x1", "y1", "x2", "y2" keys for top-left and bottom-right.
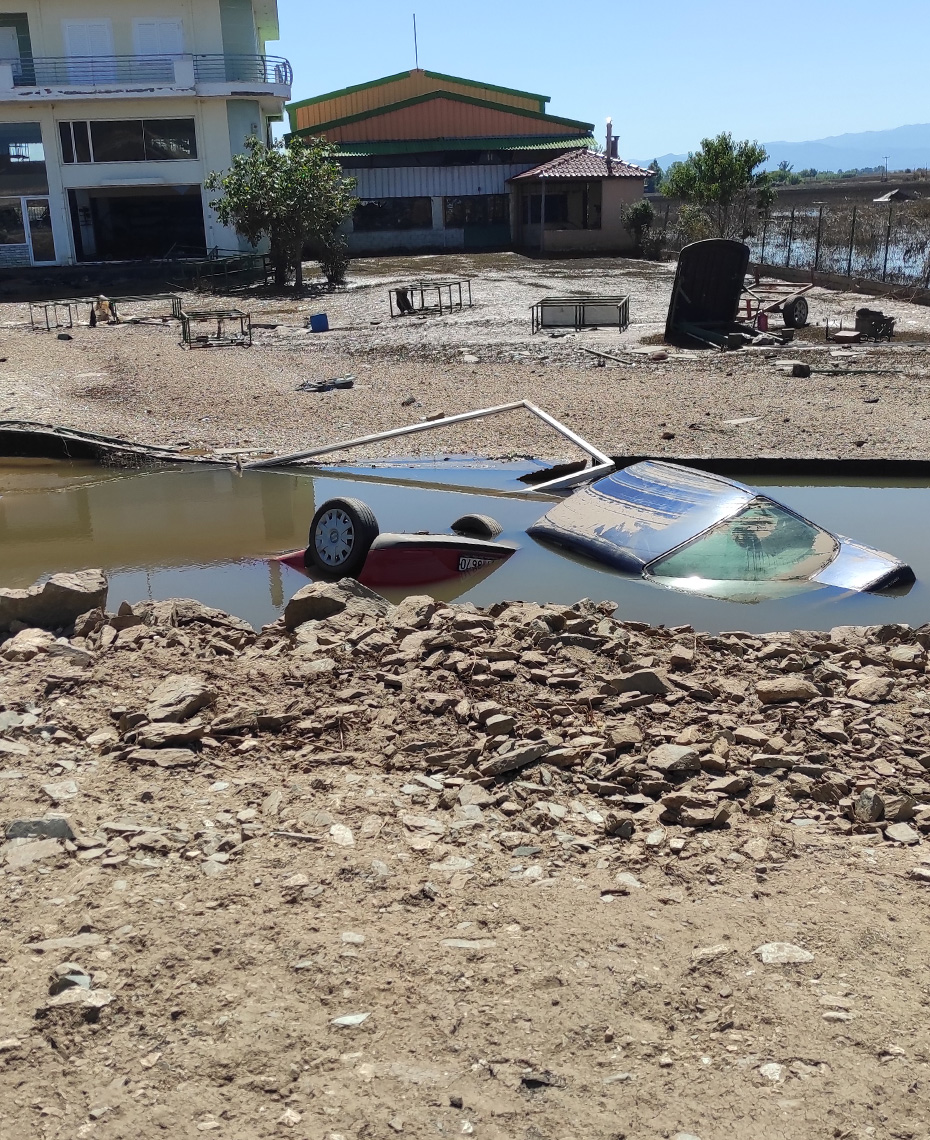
[
  {"x1": 450, "y1": 513, "x2": 503, "y2": 539},
  {"x1": 306, "y1": 497, "x2": 379, "y2": 577},
  {"x1": 782, "y1": 297, "x2": 809, "y2": 328}
]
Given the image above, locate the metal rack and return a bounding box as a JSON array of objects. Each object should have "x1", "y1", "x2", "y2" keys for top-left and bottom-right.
[
  {"x1": 180, "y1": 309, "x2": 252, "y2": 348},
  {"x1": 389, "y1": 278, "x2": 473, "y2": 318},
  {"x1": 531, "y1": 295, "x2": 630, "y2": 334},
  {"x1": 29, "y1": 300, "x2": 80, "y2": 331}
]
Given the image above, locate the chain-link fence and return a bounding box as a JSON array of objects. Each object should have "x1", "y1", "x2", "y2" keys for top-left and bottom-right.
[{"x1": 657, "y1": 199, "x2": 930, "y2": 288}]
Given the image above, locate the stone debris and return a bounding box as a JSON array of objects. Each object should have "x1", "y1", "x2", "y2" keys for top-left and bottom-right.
[
  {"x1": 0, "y1": 569, "x2": 107, "y2": 633},
  {"x1": 754, "y1": 942, "x2": 815, "y2": 965}
]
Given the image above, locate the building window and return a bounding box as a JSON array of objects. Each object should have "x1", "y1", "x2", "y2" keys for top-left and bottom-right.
[
  {"x1": 0, "y1": 197, "x2": 25, "y2": 244},
  {"x1": 443, "y1": 195, "x2": 508, "y2": 228},
  {"x1": 59, "y1": 118, "x2": 197, "y2": 164},
  {"x1": 521, "y1": 193, "x2": 569, "y2": 225},
  {"x1": 0, "y1": 122, "x2": 47, "y2": 195},
  {"x1": 353, "y1": 197, "x2": 432, "y2": 232}
]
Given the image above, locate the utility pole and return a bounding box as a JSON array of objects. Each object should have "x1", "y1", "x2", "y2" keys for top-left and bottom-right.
[{"x1": 882, "y1": 155, "x2": 889, "y2": 181}]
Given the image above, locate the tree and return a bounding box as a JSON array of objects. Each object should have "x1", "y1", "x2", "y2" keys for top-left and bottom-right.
[
  {"x1": 205, "y1": 135, "x2": 358, "y2": 288},
  {"x1": 621, "y1": 199, "x2": 655, "y2": 255},
  {"x1": 648, "y1": 158, "x2": 664, "y2": 192},
  {"x1": 662, "y1": 133, "x2": 775, "y2": 239}
]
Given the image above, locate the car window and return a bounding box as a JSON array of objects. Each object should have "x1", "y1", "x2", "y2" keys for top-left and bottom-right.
[{"x1": 646, "y1": 498, "x2": 838, "y2": 582}]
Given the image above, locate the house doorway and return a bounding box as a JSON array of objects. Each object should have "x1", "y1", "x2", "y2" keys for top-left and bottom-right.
[
  {"x1": 0, "y1": 195, "x2": 57, "y2": 264},
  {"x1": 67, "y1": 185, "x2": 207, "y2": 260}
]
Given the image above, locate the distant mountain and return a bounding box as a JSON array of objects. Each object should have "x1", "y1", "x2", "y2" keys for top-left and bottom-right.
[{"x1": 638, "y1": 123, "x2": 930, "y2": 174}]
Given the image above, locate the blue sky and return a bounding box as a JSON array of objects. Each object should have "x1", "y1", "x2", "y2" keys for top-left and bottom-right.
[{"x1": 273, "y1": 0, "x2": 928, "y2": 159}]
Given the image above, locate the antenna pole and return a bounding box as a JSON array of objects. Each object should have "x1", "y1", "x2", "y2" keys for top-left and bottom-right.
[{"x1": 413, "y1": 13, "x2": 419, "y2": 69}]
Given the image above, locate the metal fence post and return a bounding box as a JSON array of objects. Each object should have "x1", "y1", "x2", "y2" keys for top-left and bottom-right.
[
  {"x1": 785, "y1": 207, "x2": 795, "y2": 268},
  {"x1": 759, "y1": 213, "x2": 769, "y2": 266},
  {"x1": 882, "y1": 202, "x2": 893, "y2": 282},
  {"x1": 846, "y1": 205, "x2": 857, "y2": 278},
  {"x1": 814, "y1": 205, "x2": 824, "y2": 272}
]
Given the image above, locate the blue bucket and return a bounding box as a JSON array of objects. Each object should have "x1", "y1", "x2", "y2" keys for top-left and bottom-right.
[{"x1": 309, "y1": 313, "x2": 329, "y2": 333}]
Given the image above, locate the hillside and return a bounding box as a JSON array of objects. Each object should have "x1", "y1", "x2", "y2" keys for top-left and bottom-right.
[{"x1": 642, "y1": 123, "x2": 930, "y2": 174}]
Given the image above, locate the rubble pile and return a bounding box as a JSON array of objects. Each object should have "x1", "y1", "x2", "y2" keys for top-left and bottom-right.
[{"x1": 4, "y1": 577, "x2": 930, "y2": 865}]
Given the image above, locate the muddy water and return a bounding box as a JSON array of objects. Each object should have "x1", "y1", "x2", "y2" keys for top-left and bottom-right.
[{"x1": 2, "y1": 456, "x2": 929, "y2": 634}]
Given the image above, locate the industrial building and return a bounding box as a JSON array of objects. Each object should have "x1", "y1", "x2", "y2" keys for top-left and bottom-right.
[{"x1": 287, "y1": 68, "x2": 650, "y2": 255}]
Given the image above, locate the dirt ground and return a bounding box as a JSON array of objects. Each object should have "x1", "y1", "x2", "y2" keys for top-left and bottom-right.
[
  {"x1": 3, "y1": 581, "x2": 930, "y2": 1140},
  {"x1": 3, "y1": 252, "x2": 930, "y2": 463}
]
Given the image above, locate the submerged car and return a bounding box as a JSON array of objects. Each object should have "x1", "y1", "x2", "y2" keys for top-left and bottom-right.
[{"x1": 528, "y1": 460, "x2": 914, "y2": 601}]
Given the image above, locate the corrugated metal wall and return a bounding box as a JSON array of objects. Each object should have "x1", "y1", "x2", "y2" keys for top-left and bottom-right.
[
  {"x1": 330, "y1": 101, "x2": 584, "y2": 143},
  {"x1": 353, "y1": 164, "x2": 533, "y2": 198},
  {"x1": 294, "y1": 70, "x2": 544, "y2": 132}
]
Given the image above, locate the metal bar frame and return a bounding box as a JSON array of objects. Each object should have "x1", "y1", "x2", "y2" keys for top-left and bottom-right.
[{"x1": 242, "y1": 400, "x2": 614, "y2": 492}]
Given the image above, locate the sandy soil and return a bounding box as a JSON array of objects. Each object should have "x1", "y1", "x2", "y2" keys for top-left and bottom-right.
[
  {"x1": 3, "y1": 580, "x2": 930, "y2": 1139},
  {"x1": 3, "y1": 253, "x2": 930, "y2": 464}
]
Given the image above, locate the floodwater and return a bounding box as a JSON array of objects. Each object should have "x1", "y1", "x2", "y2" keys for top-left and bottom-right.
[{"x1": 2, "y1": 456, "x2": 930, "y2": 634}]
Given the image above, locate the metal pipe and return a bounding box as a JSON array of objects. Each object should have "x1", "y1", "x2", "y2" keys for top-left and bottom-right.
[
  {"x1": 242, "y1": 400, "x2": 613, "y2": 492},
  {"x1": 882, "y1": 202, "x2": 893, "y2": 282},
  {"x1": 846, "y1": 205, "x2": 857, "y2": 278},
  {"x1": 813, "y1": 205, "x2": 824, "y2": 272}
]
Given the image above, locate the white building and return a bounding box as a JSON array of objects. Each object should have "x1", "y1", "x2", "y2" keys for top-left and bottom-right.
[{"x1": 0, "y1": 0, "x2": 290, "y2": 266}]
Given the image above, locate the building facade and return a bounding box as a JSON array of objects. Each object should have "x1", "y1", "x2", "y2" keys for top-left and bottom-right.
[
  {"x1": 0, "y1": 0, "x2": 291, "y2": 266},
  {"x1": 287, "y1": 69, "x2": 598, "y2": 255}
]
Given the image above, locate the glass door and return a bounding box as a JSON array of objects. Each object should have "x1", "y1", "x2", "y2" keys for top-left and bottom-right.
[{"x1": 24, "y1": 198, "x2": 56, "y2": 264}]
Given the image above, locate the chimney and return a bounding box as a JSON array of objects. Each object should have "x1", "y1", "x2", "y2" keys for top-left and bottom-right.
[{"x1": 606, "y1": 118, "x2": 613, "y2": 173}]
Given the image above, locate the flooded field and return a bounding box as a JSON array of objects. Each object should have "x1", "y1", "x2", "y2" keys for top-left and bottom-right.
[{"x1": 3, "y1": 456, "x2": 930, "y2": 633}]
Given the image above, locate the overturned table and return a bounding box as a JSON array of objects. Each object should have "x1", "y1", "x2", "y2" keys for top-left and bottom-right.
[{"x1": 389, "y1": 278, "x2": 473, "y2": 318}]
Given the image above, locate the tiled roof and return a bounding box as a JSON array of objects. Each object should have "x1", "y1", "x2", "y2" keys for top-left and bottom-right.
[{"x1": 510, "y1": 149, "x2": 653, "y2": 180}]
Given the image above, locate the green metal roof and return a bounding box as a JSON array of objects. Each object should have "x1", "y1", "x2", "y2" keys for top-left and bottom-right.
[
  {"x1": 330, "y1": 135, "x2": 598, "y2": 157},
  {"x1": 286, "y1": 68, "x2": 550, "y2": 116},
  {"x1": 290, "y1": 90, "x2": 594, "y2": 137}
]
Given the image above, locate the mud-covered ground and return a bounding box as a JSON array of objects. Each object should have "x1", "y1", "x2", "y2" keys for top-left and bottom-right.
[
  {"x1": 3, "y1": 578, "x2": 930, "y2": 1140},
  {"x1": 3, "y1": 253, "x2": 930, "y2": 464}
]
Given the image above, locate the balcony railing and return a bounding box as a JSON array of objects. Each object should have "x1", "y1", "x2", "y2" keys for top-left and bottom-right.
[{"x1": 7, "y1": 53, "x2": 292, "y2": 88}]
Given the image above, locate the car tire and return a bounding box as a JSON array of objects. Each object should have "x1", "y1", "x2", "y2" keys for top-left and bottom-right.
[
  {"x1": 782, "y1": 297, "x2": 809, "y2": 328},
  {"x1": 306, "y1": 497, "x2": 379, "y2": 577},
  {"x1": 450, "y1": 513, "x2": 503, "y2": 539}
]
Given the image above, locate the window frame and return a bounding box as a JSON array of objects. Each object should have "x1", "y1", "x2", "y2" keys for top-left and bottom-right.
[{"x1": 58, "y1": 117, "x2": 198, "y2": 164}]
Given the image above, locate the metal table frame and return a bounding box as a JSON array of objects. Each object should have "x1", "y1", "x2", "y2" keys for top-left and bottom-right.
[
  {"x1": 180, "y1": 308, "x2": 252, "y2": 348},
  {"x1": 531, "y1": 295, "x2": 630, "y2": 334},
  {"x1": 389, "y1": 278, "x2": 473, "y2": 318}
]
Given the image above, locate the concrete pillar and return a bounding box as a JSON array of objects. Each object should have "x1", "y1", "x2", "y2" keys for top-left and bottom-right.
[{"x1": 430, "y1": 195, "x2": 443, "y2": 230}]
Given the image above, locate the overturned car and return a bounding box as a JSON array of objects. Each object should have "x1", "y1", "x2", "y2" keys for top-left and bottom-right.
[{"x1": 528, "y1": 460, "x2": 914, "y2": 601}]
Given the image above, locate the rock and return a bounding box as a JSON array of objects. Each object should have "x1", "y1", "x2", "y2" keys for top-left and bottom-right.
[
  {"x1": 440, "y1": 938, "x2": 496, "y2": 950},
  {"x1": 124, "y1": 748, "x2": 199, "y2": 769},
  {"x1": 484, "y1": 713, "x2": 516, "y2": 736},
  {"x1": 132, "y1": 722, "x2": 205, "y2": 748},
  {"x1": 284, "y1": 579, "x2": 391, "y2": 629},
  {"x1": 329, "y1": 824, "x2": 355, "y2": 847},
  {"x1": 391, "y1": 595, "x2": 437, "y2": 630},
  {"x1": 5, "y1": 818, "x2": 74, "y2": 841},
  {"x1": 604, "y1": 811, "x2": 635, "y2": 839},
  {"x1": 759, "y1": 1063, "x2": 786, "y2": 1082},
  {"x1": 814, "y1": 718, "x2": 849, "y2": 744},
  {"x1": 38, "y1": 988, "x2": 114, "y2": 1015},
  {"x1": 609, "y1": 723, "x2": 643, "y2": 751},
  {"x1": 756, "y1": 678, "x2": 819, "y2": 704},
  {"x1": 41, "y1": 780, "x2": 79, "y2": 803},
  {"x1": 146, "y1": 675, "x2": 216, "y2": 722},
  {"x1": 734, "y1": 725, "x2": 770, "y2": 746},
  {"x1": 648, "y1": 743, "x2": 700, "y2": 773},
  {"x1": 614, "y1": 871, "x2": 643, "y2": 892},
  {"x1": 754, "y1": 942, "x2": 814, "y2": 964},
  {"x1": 847, "y1": 676, "x2": 895, "y2": 703},
  {"x1": 29, "y1": 933, "x2": 105, "y2": 954},
  {"x1": 607, "y1": 669, "x2": 670, "y2": 696},
  {"x1": 853, "y1": 788, "x2": 884, "y2": 824},
  {"x1": 885, "y1": 822, "x2": 920, "y2": 845},
  {"x1": 883, "y1": 794, "x2": 917, "y2": 823},
  {"x1": 458, "y1": 784, "x2": 492, "y2": 808},
  {"x1": 479, "y1": 742, "x2": 549, "y2": 778},
  {"x1": 690, "y1": 944, "x2": 732, "y2": 964},
  {"x1": 401, "y1": 814, "x2": 446, "y2": 836},
  {"x1": 330, "y1": 1012, "x2": 371, "y2": 1027},
  {"x1": 0, "y1": 570, "x2": 108, "y2": 633},
  {"x1": 1, "y1": 628, "x2": 56, "y2": 661},
  {"x1": 2, "y1": 838, "x2": 64, "y2": 869}
]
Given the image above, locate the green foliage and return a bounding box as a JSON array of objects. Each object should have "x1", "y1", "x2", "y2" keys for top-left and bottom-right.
[
  {"x1": 799, "y1": 167, "x2": 818, "y2": 179},
  {"x1": 205, "y1": 135, "x2": 358, "y2": 288},
  {"x1": 621, "y1": 198, "x2": 656, "y2": 254},
  {"x1": 662, "y1": 132, "x2": 774, "y2": 238},
  {"x1": 647, "y1": 158, "x2": 664, "y2": 191}
]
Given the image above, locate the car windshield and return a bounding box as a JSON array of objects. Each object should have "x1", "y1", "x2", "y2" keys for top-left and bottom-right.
[{"x1": 646, "y1": 497, "x2": 839, "y2": 582}]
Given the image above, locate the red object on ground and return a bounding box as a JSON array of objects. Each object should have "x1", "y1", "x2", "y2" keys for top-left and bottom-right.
[{"x1": 274, "y1": 533, "x2": 516, "y2": 587}]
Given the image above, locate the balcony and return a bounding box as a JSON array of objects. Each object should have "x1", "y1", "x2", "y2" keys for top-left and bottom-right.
[{"x1": 0, "y1": 53, "x2": 292, "y2": 98}]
